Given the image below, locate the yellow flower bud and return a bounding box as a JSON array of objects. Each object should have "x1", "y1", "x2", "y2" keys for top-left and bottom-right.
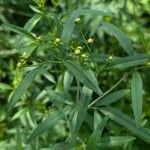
[
  {"x1": 108, "y1": 55, "x2": 114, "y2": 62},
  {"x1": 74, "y1": 49, "x2": 81, "y2": 55},
  {"x1": 74, "y1": 17, "x2": 81, "y2": 24},
  {"x1": 87, "y1": 38, "x2": 94, "y2": 44},
  {"x1": 147, "y1": 62, "x2": 150, "y2": 65},
  {"x1": 77, "y1": 46, "x2": 82, "y2": 50},
  {"x1": 81, "y1": 53, "x2": 86, "y2": 58},
  {"x1": 17, "y1": 62, "x2": 22, "y2": 68},
  {"x1": 22, "y1": 52, "x2": 27, "y2": 57},
  {"x1": 54, "y1": 38, "x2": 62, "y2": 45}
]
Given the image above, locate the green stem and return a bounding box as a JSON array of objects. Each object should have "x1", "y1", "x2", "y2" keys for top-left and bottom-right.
[
  {"x1": 77, "y1": 25, "x2": 98, "y2": 73},
  {"x1": 88, "y1": 73, "x2": 128, "y2": 107}
]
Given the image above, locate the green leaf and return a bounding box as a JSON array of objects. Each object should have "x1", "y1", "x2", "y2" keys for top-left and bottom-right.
[
  {"x1": 61, "y1": 8, "x2": 112, "y2": 43},
  {"x1": 16, "y1": 128, "x2": 23, "y2": 150},
  {"x1": 100, "y1": 106, "x2": 150, "y2": 143},
  {"x1": 106, "y1": 54, "x2": 148, "y2": 70},
  {"x1": 51, "y1": 0, "x2": 61, "y2": 7},
  {"x1": 102, "y1": 22, "x2": 134, "y2": 55},
  {"x1": 0, "y1": 83, "x2": 12, "y2": 90},
  {"x1": 63, "y1": 70, "x2": 73, "y2": 94},
  {"x1": 75, "y1": 86, "x2": 93, "y2": 135},
  {"x1": 94, "y1": 111, "x2": 102, "y2": 130},
  {"x1": 96, "y1": 89, "x2": 130, "y2": 106},
  {"x1": 64, "y1": 61, "x2": 103, "y2": 95},
  {"x1": 86, "y1": 116, "x2": 109, "y2": 150},
  {"x1": 2, "y1": 23, "x2": 36, "y2": 40},
  {"x1": 26, "y1": 107, "x2": 71, "y2": 143},
  {"x1": 97, "y1": 136, "x2": 136, "y2": 147},
  {"x1": 8, "y1": 65, "x2": 44, "y2": 113},
  {"x1": 29, "y1": 5, "x2": 42, "y2": 13},
  {"x1": 47, "y1": 89, "x2": 72, "y2": 106},
  {"x1": 16, "y1": 14, "x2": 42, "y2": 52},
  {"x1": 20, "y1": 43, "x2": 37, "y2": 58},
  {"x1": 131, "y1": 71, "x2": 143, "y2": 125},
  {"x1": 24, "y1": 14, "x2": 42, "y2": 31}
]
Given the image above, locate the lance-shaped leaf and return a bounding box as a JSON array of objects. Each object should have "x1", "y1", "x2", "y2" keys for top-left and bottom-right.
[
  {"x1": 97, "y1": 136, "x2": 136, "y2": 147},
  {"x1": 106, "y1": 54, "x2": 148, "y2": 70},
  {"x1": 102, "y1": 22, "x2": 134, "y2": 55},
  {"x1": 0, "y1": 83, "x2": 12, "y2": 90},
  {"x1": 75, "y1": 86, "x2": 93, "y2": 136},
  {"x1": 61, "y1": 8, "x2": 112, "y2": 43},
  {"x1": 63, "y1": 70, "x2": 73, "y2": 94},
  {"x1": 16, "y1": 128, "x2": 23, "y2": 150},
  {"x1": 26, "y1": 107, "x2": 71, "y2": 143},
  {"x1": 100, "y1": 106, "x2": 150, "y2": 143},
  {"x1": 131, "y1": 71, "x2": 143, "y2": 125},
  {"x1": 86, "y1": 116, "x2": 109, "y2": 150},
  {"x1": 2, "y1": 23, "x2": 36, "y2": 40},
  {"x1": 64, "y1": 61, "x2": 103, "y2": 96},
  {"x1": 8, "y1": 65, "x2": 44, "y2": 113},
  {"x1": 96, "y1": 89, "x2": 130, "y2": 106},
  {"x1": 16, "y1": 14, "x2": 42, "y2": 52}
]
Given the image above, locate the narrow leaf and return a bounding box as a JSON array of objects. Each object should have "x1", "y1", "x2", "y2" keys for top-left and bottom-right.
[
  {"x1": 86, "y1": 116, "x2": 109, "y2": 150},
  {"x1": 131, "y1": 71, "x2": 143, "y2": 125},
  {"x1": 63, "y1": 70, "x2": 73, "y2": 94},
  {"x1": 26, "y1": 107, "x2": 71, "y2": 143},
  {"x1": 97, "y1": 136, "x2": 136, "y2": 147},
  {"x1": 8, "y1": 65, "x2": 44, "y2": 113},
  {"x1": 2, "y1": 23, "x2": 36, "y2": 40},
  {"x1": 96, "y1": 89, "x2": 130, "y2": 106},
  {"x1": 16, "y1": 14, "x2": 42, "y2": 52},
  {"x1": 0, "y1": 83, "x2": 12, "y2": 90},
  {"x1": 75, "y1": 86, "x2": 93, "y2": 135},
  {"x1": 24, "y1": 14, "x2": 42, "y2": 31},
  {"x1": 64, "y1": 61, "x2": 103, "y2": 95},
  {"x1": 100, "y1": 106, "x2": 150, "y2": 143},
  {"x1": 106, "y1": 54, "x2": 148, "y2": 70},
  {"x1": 16, "y1": 128, "x2": 23, "y2": 150},
  {"x1": 102, "y1": 22, "x2": 134, "y2": 55}
]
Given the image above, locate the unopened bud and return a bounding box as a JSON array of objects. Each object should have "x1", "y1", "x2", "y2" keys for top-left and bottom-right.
[
  {"x1": 81, "y1": 53, "x2": 86, "y2": 58},
  {"x1": 74, "y1": 17, "x2": 81, "y2": 24},
  {"x1": 87, "y1": 38, "x2": 94, "y2": 44},
  {"x1": 74, "y1": 49, "x2": 81, "y2": 55}
]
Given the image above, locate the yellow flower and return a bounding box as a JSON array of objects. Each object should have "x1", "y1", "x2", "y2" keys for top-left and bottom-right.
[{"x1": 74, "y1": 17, "x2": 81, "y2": 24}]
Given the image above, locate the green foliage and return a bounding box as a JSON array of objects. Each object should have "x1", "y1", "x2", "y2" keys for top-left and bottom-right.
[
  {"x1": 0, "y1": 0, "x2": 150, "y2": 149},
  {"x1": 131, "y1": 71, "x2": 143, "y2": 125}
]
